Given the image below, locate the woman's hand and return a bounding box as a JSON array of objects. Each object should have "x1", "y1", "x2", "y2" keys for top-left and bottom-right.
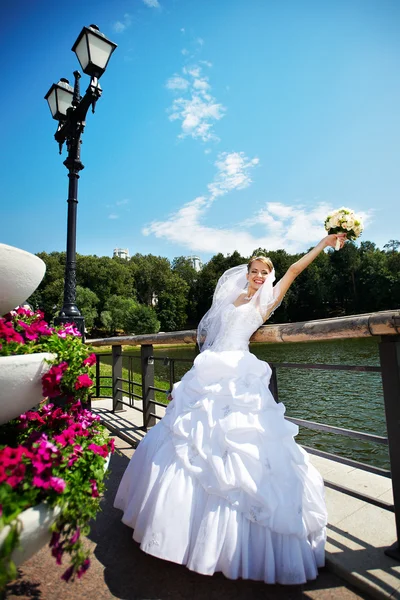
[{"x1": 324, "y1": 233, "x2": 347, "y2": 250}]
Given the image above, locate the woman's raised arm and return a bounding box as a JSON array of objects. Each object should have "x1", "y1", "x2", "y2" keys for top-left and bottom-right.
[{"x1": 272, "y1": 233, "x2": 346, "y2": 305}]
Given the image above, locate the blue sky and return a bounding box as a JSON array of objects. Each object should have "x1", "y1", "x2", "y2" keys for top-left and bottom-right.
[{"x1": 1, "y1": 0, "x2": 399, "y2": 262}]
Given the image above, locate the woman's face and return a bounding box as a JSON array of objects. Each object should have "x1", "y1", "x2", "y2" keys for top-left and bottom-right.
[{"x1": 246, "y1": 260, "x2": 271, "y2": 292}]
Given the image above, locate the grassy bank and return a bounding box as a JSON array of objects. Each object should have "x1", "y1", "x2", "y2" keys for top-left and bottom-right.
[{"x1": 92, "y1": 361, "x2": 171, "y2": 405}]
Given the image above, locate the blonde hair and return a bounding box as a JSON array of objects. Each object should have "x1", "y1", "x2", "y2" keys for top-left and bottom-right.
[{"x1": 247, "y1": 255, "x2": 274, "y2": 273}]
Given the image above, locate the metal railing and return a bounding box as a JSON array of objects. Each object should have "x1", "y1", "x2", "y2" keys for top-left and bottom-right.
[{"x1": 90, "y1": 309, "x2": 400, "y2": 561}]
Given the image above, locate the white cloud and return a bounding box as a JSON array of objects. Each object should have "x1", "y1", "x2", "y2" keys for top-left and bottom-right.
[
  {"x1": 108, "y1": 214, "x2": 119, "y2": 220},
  {"x1": 196, "y1": 37, "x2": 204, "y2": 46},
  {"x1": 199, "y1": 60, "x2": 213, "y2": 68},
  {"x1": 166, "y1": 75, "x2": 190, "y2": 91},
  {"x1": 167, "y1": 64, "x2": 226, "y2": 142},
  {"x1": 208, "y1": 152, "x2": 259, "y2": 199},
  {"x1": 143, "y1": 199, "x2": 365, "y2": 256},
  {"x1": 180, "y1": 28, "x2": 185, "y2": 33},
  {"x1": 142, "y1": 0, "x2": 160, "y2": 7},
  {"x1": 112, "y1": 14, "x2": 132, "y2": 33},
  {"x1": 181, "y1": 48, "x2": 189, "y2": 56},
  {"x1": 143, "y1": 149, "x2": 373, "y2": 255},
  {"x1": 193, "y1": 78, "x2": 210, "y2": 92},
  {"x1": 116, "y1": 199, "x2": 130, "y2": 206}
]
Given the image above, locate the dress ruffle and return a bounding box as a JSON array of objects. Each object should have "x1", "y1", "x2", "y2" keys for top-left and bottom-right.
[{"x1": 114, "y1": 349, "x2": 327, "y2": 585}]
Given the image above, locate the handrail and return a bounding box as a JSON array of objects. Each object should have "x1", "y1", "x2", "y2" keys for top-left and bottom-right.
[{"x1": 88, "y1": 309, "x2": 400, "y2": 347}]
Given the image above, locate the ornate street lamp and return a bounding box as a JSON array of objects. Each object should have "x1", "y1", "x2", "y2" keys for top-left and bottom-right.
[{"x1": 45, "y1": 25, "x2": 117, "y2": 337}]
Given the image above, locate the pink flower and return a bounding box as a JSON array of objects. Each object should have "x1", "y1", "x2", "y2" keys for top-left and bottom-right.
[
  {"x1": 77, "y1": 559, "x2": 90, "y2": 578},
  {"x1": 88, "y1": 443, "x2": 109, "y2": 458},
  {"x1": 32, "y1": 474, "x2": 51, "y2": 490},
  {"x1": 23, "y1": 411, "x2": 46, "y2": 425},
  {"x1": 6, "y1": 463, "x2": 26, "y2": 488},
  {"x1": 0, "y1": 319, "x2": 24, "y2": 344},
  {"x1": 70, "y1": 528, "x2": 80, "y2": 544},
  {"x1": 67, "y1": 444, "x2": 83, "y2": 467},
  {"x1": 42, "y1": 362, "x2": 68, "y2": 398},
  {"x1": 16, "y1": 307, "x2": 35, "y2": 317},
  {"x1": 108, "y1": 438, "x2": 115, "y2": 453},
  {"x1": 75, "y1": 374, "x2": 93, "y2": 390},
  {"x1": 61, "y1": 566, "x2": 74, "y2": 582},
  {"x1": 51, "y1": 543, "x2": 65, "y2": 565},
  {"x1": 50, "y1": 532, "x2": 61, "y2": 547},
  {"x1": 57, "y1": 323, "x2": 82, "y2": 338},
  {"x1": 49, "y1": 476, "x2": 66, "y2": 493},
  {"x1": 54, "y1": 428, "x2": 77, "y2": 448},
  {"x1": 83, "y1": 353, "x2": 96, "y2": 366},
  {"x1": 89, "y1": 479, "x2": 99, "y2": 498}
]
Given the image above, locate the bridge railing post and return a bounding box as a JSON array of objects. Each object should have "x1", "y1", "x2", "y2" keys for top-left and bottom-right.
[
  {"x1": 112, "y1": 344, "x2": 123, "y2": 412},
  {"x1": 379, "y1": 334, "x2": 400, "y2": 559},
  {"x1": 269, "y1": 365, "x2": 279, "y2": 403},
  {"x1": 141, "y1": 344, "x2": 155, "y2": 430}
]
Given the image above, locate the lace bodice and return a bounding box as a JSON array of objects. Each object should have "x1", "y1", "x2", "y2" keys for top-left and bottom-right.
[{"x1": 211, "y1": 302, "x2": 263, "y2": 352}]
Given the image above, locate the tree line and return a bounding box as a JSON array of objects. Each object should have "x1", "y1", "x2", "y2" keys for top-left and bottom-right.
[{"x1": 28, "y1": 240, "x2": 400, "y2": 335}]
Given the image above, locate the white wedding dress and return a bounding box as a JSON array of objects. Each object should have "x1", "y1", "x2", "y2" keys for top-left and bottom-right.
[{"x1": 114, "y1": 301, "x2": 327, "y2": 585}]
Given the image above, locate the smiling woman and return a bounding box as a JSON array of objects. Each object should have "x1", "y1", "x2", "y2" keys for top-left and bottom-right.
[{"x1": 114, "y1": 233, "x2": 347, "y2": 586}]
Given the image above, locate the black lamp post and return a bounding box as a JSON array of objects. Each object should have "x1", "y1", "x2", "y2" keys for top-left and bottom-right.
[{"x1": 45, "y1": 25, "x2": 117, "y2": 337}]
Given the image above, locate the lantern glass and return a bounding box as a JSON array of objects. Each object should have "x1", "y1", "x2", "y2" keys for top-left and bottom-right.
[
  {"x1": 72, "y1": 25, "x2": 117, "y2": 78},
  {"x1": 47, "y1": 88, "x2": 58, "y2": 119},
  {"x1": 45, "y1": 79, "x2": 74, "y2": 121},
  {"x1": 74, "y1": 34, "x2": 89, "y2": 73}
]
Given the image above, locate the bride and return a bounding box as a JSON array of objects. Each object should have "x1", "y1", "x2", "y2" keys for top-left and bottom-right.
[{"x1": 114, "y1": 233, "x2": 346, "y2": 585}]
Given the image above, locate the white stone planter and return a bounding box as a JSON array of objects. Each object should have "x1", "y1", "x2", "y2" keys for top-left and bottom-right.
[
  {"x1": 0, "y1": 353, "x2": 55, "y2": 425},
  {"x1": 0, "y1": 243, "x2": 46, "y2": 316},
  {"x1": 0, "y1": 503, "x2": 61, "y2": 567},
  {"x1": 0, "y1": 454, "x2": 110, "y2": 567}
]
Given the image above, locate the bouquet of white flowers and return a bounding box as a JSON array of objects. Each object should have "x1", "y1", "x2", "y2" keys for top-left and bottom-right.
[{"x1": 324, "y1": 207, "x2": 363, "y2": 250}]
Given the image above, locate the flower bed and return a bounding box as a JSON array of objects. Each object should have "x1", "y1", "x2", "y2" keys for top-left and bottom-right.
[{"x1": 0, "y1": 309, "x2": 115, "y2": 589}]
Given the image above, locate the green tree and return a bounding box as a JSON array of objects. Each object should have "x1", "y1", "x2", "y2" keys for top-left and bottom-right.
[
  {"x1": 100, "y1": 310, "x2": 113, "y2": 334},
  {"x1": 124, "y1": 304, "x2": 160, "y2": 334},
  {"x1": 172, "y1": 257, "x2": 199, "y2": 325},
  {"x1": 383, "y1": 239, "x2": 400, "y2": 254},
  {"x1": 76, "y1": 255, "x2": 135, "y2": 314},
  {"x1": 75, "y1": 286, "x2": 99, "y2": 330},
  {"x1": 102, "y1": 295, "x2": 138, "y2": 334},
  {"x1": 130, "y1": 254, "x2": 171, "y2": 306},
  {"x1": 156, "y1": 273, "x2": 189, "y2": 331}
]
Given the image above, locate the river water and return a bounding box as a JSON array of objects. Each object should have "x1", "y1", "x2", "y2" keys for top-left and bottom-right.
[{"x1": 120, "y1": 337, "x2": 388, "y2": 470}]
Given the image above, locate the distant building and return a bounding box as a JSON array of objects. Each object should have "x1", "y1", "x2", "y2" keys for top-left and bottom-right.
[
  {"x1": 113, "y1": 248, "x2": 130, "y2": 260},
  {"x1": 187, "y1": 255, "x2": 203, "y2": 272},
  {"x1": 151, "y1": 292, "x2": 158, "y2": 307}
]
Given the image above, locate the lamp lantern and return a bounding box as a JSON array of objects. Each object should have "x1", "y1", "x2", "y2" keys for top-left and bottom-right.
[
  {"x1": 44, "y1": 78, "x2": 74, "y2": 121},
  {"x1": 72, "y1": 24, "x2": 117, "y2": 79}
]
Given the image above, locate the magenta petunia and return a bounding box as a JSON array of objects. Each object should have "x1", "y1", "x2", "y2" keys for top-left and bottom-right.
[
  {"x1": 0, "y1": 319, "x2": 24, "y2": 345},
  {"x1": 42, "y1": 362, "x2": 68, "y2": 398},
  {"x1": 61, "y1": 566, "x2": 74, "y2": 582},
  {"x1": 75, "y1": 374, "x2": 93, "y2": 390},
  {"x1": 51, "y1": 543, "x2": 65, "y2": 565},
  {"x1": 49, "y1": 476, "x2": 66, "y2": 493},
  {"x1": 83, "y1": 353, "x2": 96, "y2": 366},
  {"x1": 88, "y1": 443, "x2": 109, "y2": 458},
  {"x1": 70, "y1": 528, "x2": 80, "y2": 544},
  {"x1": 89, "y1": 479, "x2": 100, "y2": 498},
  {"x1": 32, "y1": 474, "x2": 51, "y2": 490},
  {"x1": 77, "y1": 559, "x2": 90, "y2": 578}
]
